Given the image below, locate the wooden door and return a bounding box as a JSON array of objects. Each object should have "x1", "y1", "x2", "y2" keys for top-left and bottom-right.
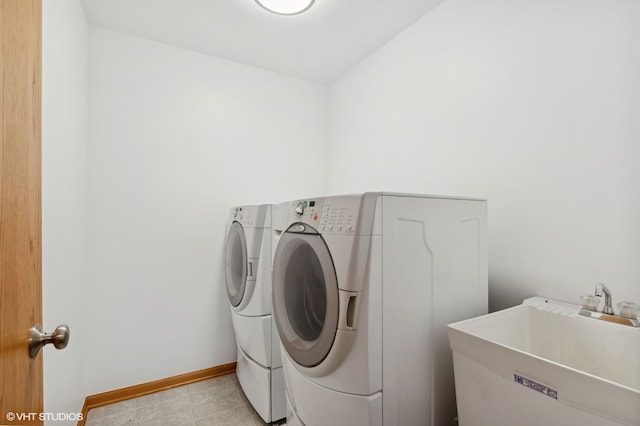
[{"x1": 0, "y1": 0, "x2": 43, "y2": 424}]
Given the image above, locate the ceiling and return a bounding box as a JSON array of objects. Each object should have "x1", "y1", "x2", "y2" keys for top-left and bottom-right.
[{"x1": 81, "y1": 0, "x2": 445, "y2": 84}]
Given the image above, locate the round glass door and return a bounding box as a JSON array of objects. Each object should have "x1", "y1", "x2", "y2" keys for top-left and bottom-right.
[
  {"x1": 225, "y1": 221, "x2": 247, "y2": 307},
  {"x1": 273, "y1": 225, "x2": 339, "y2": 367}
]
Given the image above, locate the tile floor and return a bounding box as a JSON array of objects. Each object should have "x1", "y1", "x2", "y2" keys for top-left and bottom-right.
[{"x1": 85, "y1": 373, "x2": 283, "y2": 426}]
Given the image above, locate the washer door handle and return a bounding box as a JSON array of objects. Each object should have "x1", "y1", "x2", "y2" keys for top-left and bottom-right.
[{"x1": 338, "y1": 290, "x2": 358, "y2": 330}]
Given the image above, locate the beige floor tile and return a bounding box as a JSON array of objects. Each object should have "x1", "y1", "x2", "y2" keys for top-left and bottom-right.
[
  {"x1": 134, "y1": 421, "x2": 194, "y2": 426},
  {"x1": 234, "y1": 386, "x2": 252, "y2": 408},
  {"x1": 185, "y1": 375, "x2": 232, "y2": 395},
  {"x1": 224, "y1": 381, "x2": 275, "y2": 425},
  {"x1": 84, "y1": 372, "x2": 284, "y2": 426},
  {"x1": 247, "y1": 407, "x2": 272, "y2": 426},
  {"x1": 135, "y1": 386, "x2": 189, "y2": 408},
  {"x1": 85, "y1": 409, "x2": 135, "y2": 426},
  {"x1": 134, "y1": 395, "x2": 193, "y2": 423},
  {"x1": 86, "y1": 399, "x2": 136, "y2": 421},
  {"x1": 189, "y1": 386, "x2": 245, "y2": 420},
  {"x1": 188, "y1": 382, "x2": 241, "y2": 406},
  {"x1": 194, "y1": 407, "x2": 257, "y2": 426}
]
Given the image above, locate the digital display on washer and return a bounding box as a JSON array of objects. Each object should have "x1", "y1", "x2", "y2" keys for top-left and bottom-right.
[{"x1": 309, "y1": 201, "x2": 315, "y2": 207}]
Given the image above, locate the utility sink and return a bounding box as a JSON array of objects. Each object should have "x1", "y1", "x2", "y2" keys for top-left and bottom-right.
[{"x1": 448, "y1": 297, "x2": 640, "y2": 426}]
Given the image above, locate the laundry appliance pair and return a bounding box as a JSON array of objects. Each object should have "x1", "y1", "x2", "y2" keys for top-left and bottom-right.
[{"x1": 269, "y1": 192, "x2": 488, "y2": 426}]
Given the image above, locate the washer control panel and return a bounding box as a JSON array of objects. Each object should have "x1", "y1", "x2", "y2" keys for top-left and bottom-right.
[{"x1": 288, "y1": 196, "x2": 362, "y2": 235}]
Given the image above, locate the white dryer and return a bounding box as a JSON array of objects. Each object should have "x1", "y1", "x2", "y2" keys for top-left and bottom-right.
[
  {"x1": 271, "y1": 193, "x2": 488, "y2": 426},
  {"x1": 225, "y1": 204, "x2": 285, "y2": 422}
]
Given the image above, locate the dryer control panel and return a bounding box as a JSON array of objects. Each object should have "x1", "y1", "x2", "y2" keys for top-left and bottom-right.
[{"x1": 229, "y1": 204, "x2": 269, "y2": 228}]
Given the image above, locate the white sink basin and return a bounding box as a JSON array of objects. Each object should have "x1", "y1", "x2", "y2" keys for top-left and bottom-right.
[{"x1": 448, "y1": 297, "x2": 640, "y2": 426}]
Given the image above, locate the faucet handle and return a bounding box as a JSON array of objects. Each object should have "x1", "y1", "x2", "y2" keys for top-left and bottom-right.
[
  {"x1": 617, "y1": 301, "x2": 639, "y2": 320},
  {"x1": 580, "y1": 294, "x2": 600, "y2": 311}
]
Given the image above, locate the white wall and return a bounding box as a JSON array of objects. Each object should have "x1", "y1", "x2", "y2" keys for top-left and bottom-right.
[
  {"x1": 328, "y1": 0, "x2": 640, "y2": 311},
  {"x1": 86, "y1": 27, "x2": 328, "y2": 394},
  {"x1": 42, "y1": 0, "x2": 88, "y2": 420}
]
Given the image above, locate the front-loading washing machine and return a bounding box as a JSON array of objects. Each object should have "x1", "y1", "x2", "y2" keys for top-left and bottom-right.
[
  {"x1": 271, "y1": 193, "x2": 488, "y2": 426},
  {"x1": 225, "y1": 204, "x2": 285, "y2": 422}
]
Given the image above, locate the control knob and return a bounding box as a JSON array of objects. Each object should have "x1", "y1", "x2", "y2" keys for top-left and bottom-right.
[{"x1": 295, "y1": 202, "x2": 304, "y2": 216}]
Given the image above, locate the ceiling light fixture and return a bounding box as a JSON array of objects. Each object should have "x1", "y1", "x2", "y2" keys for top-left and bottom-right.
[{"x1": 255, "y1": 0, "x2": 315, "y2": 16}]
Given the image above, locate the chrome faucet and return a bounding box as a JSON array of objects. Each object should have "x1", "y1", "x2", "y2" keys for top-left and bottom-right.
[
  {"x1": 579, "y1": 283, "x2": 638, "y2": 327},
  {"x1": 594, "y1": 282, "x2": 614, "y2": 315}
]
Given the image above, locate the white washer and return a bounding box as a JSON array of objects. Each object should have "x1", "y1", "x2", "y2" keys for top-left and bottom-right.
[
  {"x1": 225, "y1": 204, "x2": 285, "y2": 422},
  {"x1": 271, "y1": 193, "x2": 488, "y2": 426}
]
